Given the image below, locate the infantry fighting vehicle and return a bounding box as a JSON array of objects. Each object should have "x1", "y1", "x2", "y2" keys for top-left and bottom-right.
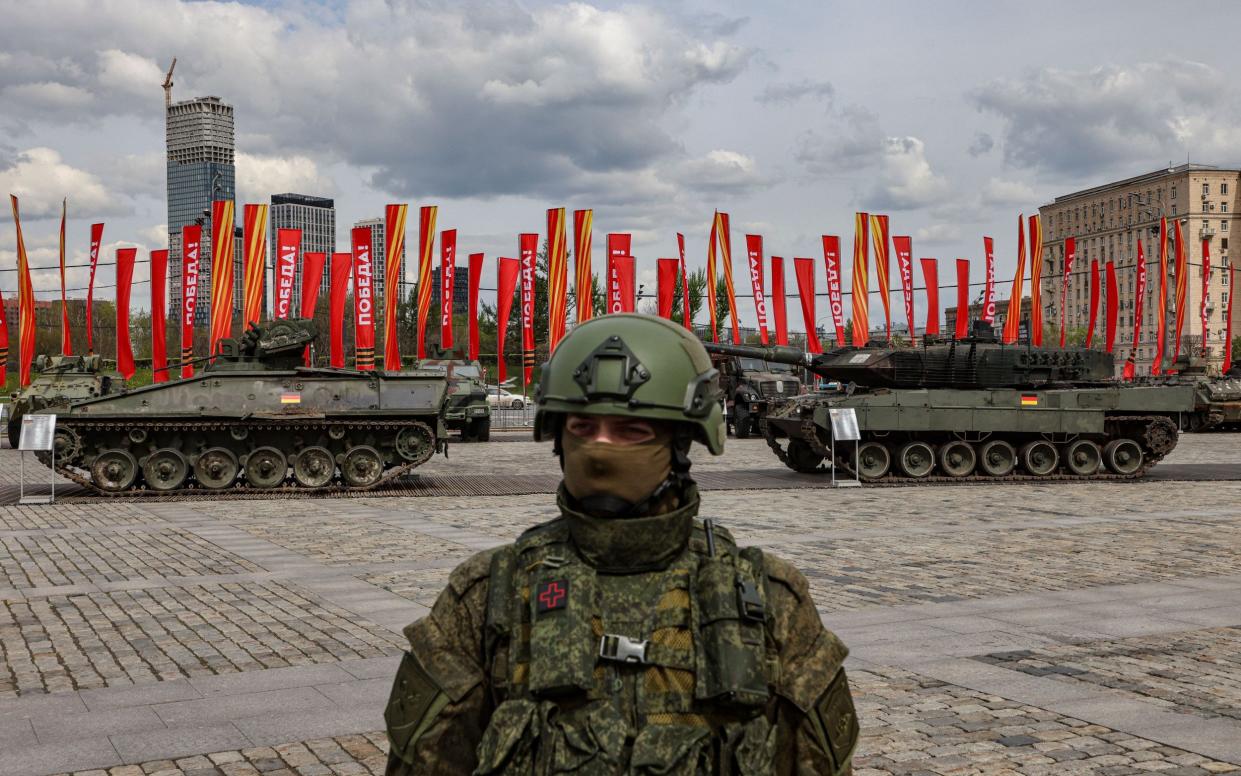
[
  {"x1": 418, "y1": 355, "x2": 491, "y2": 441},
  {"x1": 1151, "y1": 354, "x2": 1241, "y2": 432},
  {"x1": 710, "y1": 349, "x2": 802, "y2": 438},
  {"x1": 706, "y1": 322, "x2": 1204, "y2": 483},
  {"x1": 35, "y1": 319, "x2": 450, "y2": 493},
  {"x1": 7, "y1": 354, "x2": 123, "y2": 447}
]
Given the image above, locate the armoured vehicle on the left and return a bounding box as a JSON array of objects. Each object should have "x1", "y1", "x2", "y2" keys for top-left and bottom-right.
[
  {"x1": 7, "y1": 354, "x2": 124, "y2": 447},
  {"x1": 33, "y1": 319, "x2": 451, "y2": 494}
]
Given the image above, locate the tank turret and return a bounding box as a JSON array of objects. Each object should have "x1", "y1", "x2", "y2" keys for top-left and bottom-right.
[{"x1": 207, "y1": 319, "x2": 318, "y2": 371}]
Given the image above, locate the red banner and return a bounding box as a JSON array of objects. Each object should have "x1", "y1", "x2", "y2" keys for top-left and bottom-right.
[
  {"x1": 677, "y1": 232, "x2": 690, "y2": 329},
  {"x1": 1173, "y1": 219, "x2": 1188, "y2": 361},
  {"x1": 607, "y1": 233, "x2": 631, "y2": 263},
  {"x1": 923, "y1": 258, "x2": 941, "y2": 336},
  {"x1": 657, "y1": 258, "x2": 678, "y2": 319},
  {"x1": 1003, "y1": 214, "x2": 1026, "y2": 344},
  {"x1": 870, "y1": 214, "x2": 891, "y2": 341},
  {"x1": 1085, "y1": 258, "x2": 1099, "y2": 348},
  {"x1": 352, "y1": 227, "x2": 376, "y2": 370},
  {"x1": 0, "y1": 284, "x2": 7, "y2": 384},
  {"x1": 574, "y1": 210, "x2": 593, "y2": 322},
  {"x1": 982, "y1": 236, "x2": 996, "y2": 323},
  {"x1": 519, "y1": 233, "x2": 537, "y2": 386},
  {"x1": 151, "y1": 249, "x2": 168, "y2": 383},
  {"x1": 416, "y1": 205, "x2": 437, "y2": 359},
  {"x1": 384, "y1": 204, "x2": 408, "y2": 370},
  {"x1": 467, "y1": 252, "x2": 483, "y2": 361},
  {"x1": 893, "y1": 236, "x2": 914, "y2": 344},
  {"x1": 116, "y1": 248, "x2": 136, "y2": 379},
  {"x1": 822, "y1": 236, "x2": 845, "y2": 346},
  {"x1": 329, "y1": 252, "x2": 352, "y2": 368},
  {"x1": 771, "y1": 256, "x2": 788, "y2": 346},
  {"x1": 744, "y1": 234, "x2": 769, "y2": 344},
  {"x1": 440, "y1": 228, "x2": 457, "y2": 350},
  {"x1": 10, "y1": 195, "x2": 34, "y2": 386},
  {"x1": 86, "y1": 223, "x2": 103, "y2": 352},
  {"x1": 954, "y1": 259, "x2": 969, "y2": 339},
  {"x1": 851, "y1": 213, "x2": 870, "y2": 346},
  {"x1": 300, "y1": 251, "x2": 326, "y2": 366},
  {"x1": 496, "y1": 257, "x2": 520, "y2": 384},
  {"x1": 1131, "y1": 239, "x2": 1147, "y2": 364},
  {"x1": 607, "y1": 255, "x2": 636, "y2": 313},
  {"x1": 180, "y1": 225, "x2": 201, "y2": 377},
  {"x1": 209, "y1": 199, "x2": 235, "y2": 354},
  {"x1": 1153, "y1": 217, "x2": 1169, "y2": 373},
  {"x1": 242, "y1": 203, "x2": 267, "y2": 328},
  {"x1": 1225, "y1": 266, "x2": 1235, "y2": 369},
  {"x1": 1060, "y1": 237, "x2": 1075, "y2": 348},
  {"x1": 58, "y1": 199, "x2": 71, "y2": 355},
  {"x1": 1200, "y1": 239, "x2": 1211, "y2": 358},
  {"x1": 1105, "y1": 261, "x2": 1118, "y2": 354},
  {"x1": 547, "y1": 207, "x2": 568, "y2": 350},
  {"x1": 706, "y1": 216, "x2": 719, "y2": 342},
  {"x1": 718, "y1": 213, "x2": 741, "y2": 344},
  {"x1": 793, "y1": 257, "x2": 820, "y2": 353},
  {"x1": 275, "y1": 228, "x2": 300, "y2": 320},
  {"x1": 1028, "y1": 214, "x2": 1043, "y2": 346}
]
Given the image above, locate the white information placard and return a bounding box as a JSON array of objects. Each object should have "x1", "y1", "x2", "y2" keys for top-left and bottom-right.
[
  {"x1": 19, "y1": 414, "x2": 56, "y2": 451},
  {"x1": 828, "y1": 408, "x2": 860, "y2": 441}
]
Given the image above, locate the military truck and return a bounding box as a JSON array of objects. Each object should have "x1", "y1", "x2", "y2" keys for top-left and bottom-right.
[
  {"x1": 710, "y1": 349, "x2": 802, "y2": 438},
  {"x1": 417, "y1": 356, "x2": 491, "y2": 441},
  {"x1": 7, "y1": 354, "x2": 124, "y2": 447}
]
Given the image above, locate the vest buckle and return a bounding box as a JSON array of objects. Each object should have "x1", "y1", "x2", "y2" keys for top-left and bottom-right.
[
  {"x1": 599, "y1": 634, "x2": 649, "y2": 664},
  {"x1": 736, "y1": 579, "x2": 765, "y2": 622}
]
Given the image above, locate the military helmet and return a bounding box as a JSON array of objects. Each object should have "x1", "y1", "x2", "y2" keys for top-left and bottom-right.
[{"x1": 534, "y1": 314, "x2": 725, "y2": 454}]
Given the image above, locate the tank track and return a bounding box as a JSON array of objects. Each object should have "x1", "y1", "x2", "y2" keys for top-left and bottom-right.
[
  {"x1": 43, "y1": 418, "x2": 439, "y2": 497},
  {"x1": 761, "y1": 412, "x2": 1178, "y2": 486}
]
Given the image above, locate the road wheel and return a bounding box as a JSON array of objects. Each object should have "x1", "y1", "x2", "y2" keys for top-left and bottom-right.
[
  {"x1": 1020, "y1": 440, "x2": 1059, "y2": 476},
  {"x1": 143, "y1": 448, "x2": 189, "y2": 492},
  {"x1": 854, "y1": 441, "x2": 891, "y2": 480},
  {"x1": 244, "y1": 446, "x2": 288, "y2": 489},
  {"x1": 897, "y1": 441, "x2": 936, "y2": 478},
  {"x1": 91, "y1": 449, "x2": 138, "y2": 492},
  {"x1": 342, "y1": 445, "x2": 384, "y2": 487},
  {"x1": 785, "y1": 439, "x2": 825, "y2": 473},
  {"x1": 1064, "y1": 439, "x2": 1102, "y2": 476},
  {"x1": 195, "y1": 447, "x2": 239, "y2": 490},
  {"x1": 978, "y1": 440, "x2": 1017, "y2": 476},
  {"x1": 293, "y1": 446, "x2": 335, "y2": 488},
  {"x1": 510, "y1": 399, "x2": 523, "y2": 410},
  {"x1": 1103, "y1": 438, "x2": 1143, "y2": 475},
  {"x1": 938, "y1": 440, "x2": 976, "y2": 478},
  {"x1": 395, "y1": 424, "x2": 436, "y2": 463}
]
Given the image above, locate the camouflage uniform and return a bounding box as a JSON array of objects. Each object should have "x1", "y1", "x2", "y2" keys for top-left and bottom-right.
[{"x1": 385, "y1": 315, "x2": 858, "y2": 775}]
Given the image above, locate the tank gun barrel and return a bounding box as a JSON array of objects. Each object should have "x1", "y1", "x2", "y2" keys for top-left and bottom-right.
[{"x1": 703, "y1": 342, "x2": 812, "y2": 367}]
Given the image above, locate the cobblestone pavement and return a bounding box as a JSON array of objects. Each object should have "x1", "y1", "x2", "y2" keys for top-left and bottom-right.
[{"x1": 1, "y1": 434, "x2": 1239, "y2": 775}]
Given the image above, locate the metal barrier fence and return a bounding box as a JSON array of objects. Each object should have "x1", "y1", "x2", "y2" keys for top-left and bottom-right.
[{"x1": 491, "y1": 405, "x2": 537, "y2": 429}]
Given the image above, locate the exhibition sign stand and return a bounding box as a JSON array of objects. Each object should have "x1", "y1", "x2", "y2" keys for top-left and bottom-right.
[
  {"x1": 828, "y1": 407, "x2": 862, "y2": 488},
  {"x1": 18, "y1": 414, "x2": 56, "y2": 505}
]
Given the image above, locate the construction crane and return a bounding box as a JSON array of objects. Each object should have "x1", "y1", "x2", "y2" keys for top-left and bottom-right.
[{"x1": 162, "y1": 57, "x2": 177, "y2": 108}]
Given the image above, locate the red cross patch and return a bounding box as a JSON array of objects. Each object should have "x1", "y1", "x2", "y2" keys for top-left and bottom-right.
[{"x1": 536, "y1": 580, "x2": 568, "y2": 613}]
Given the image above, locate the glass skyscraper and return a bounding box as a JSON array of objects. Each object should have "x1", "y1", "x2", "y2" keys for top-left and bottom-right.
[{"x1": 166, "y1": 95, "x2": 237, "y2": 326}]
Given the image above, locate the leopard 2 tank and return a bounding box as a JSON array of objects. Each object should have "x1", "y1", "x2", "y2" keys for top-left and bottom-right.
[
  {"x1": 35, "y1": 319, "x2": 450, "y2": 493},
  {"x1": 705, "y1": 321, "x2": 1204, "y2": 483}
]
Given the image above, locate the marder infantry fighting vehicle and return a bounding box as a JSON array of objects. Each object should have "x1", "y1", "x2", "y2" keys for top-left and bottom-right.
[
  {"x1": 7, "y1": 354, "x2": 123, "y2": 447},
  {"x1": 710, "y1": 349, "x2": 802, "y2": 438},
  {"x1": 1150, "y1": 354, "x2": 1241, "y2": 432},
  {"x1": 706, "y1": 322, "x2": 1205, "y2": 483},
  {"x1": 35, "y1": 319, "x2": 450, "y2": 493},
  {"x1": 418, "y1": 355, "x2": 491, "y2": 441}
]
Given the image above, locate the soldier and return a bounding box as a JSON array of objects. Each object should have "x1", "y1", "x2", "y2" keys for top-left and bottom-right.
[{"x1": 384, "y1": 314, "x2": 858, "y2": 775}]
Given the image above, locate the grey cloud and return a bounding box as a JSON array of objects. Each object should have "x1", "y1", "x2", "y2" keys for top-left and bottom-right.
[
  {"x1": 970, "y1": 60, "x2": 1240, "y2": 177},
  {"x1": 967, "y1": 132, "x2": 994, "y2": 157},
  {"x1": 794, "y1": 106, "x2": 884, "y2": 173},
  {"x1": 0, "y1": 0, "x2": 752, "y2": 211},
  {"x1": 756, "y1": 79, "x2": 834, "y2": 105}
]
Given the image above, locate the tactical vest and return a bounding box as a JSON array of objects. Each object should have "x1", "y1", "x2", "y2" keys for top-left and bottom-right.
[{"x1": 474, "y1": 518, "x2": 779, "y2": 775}]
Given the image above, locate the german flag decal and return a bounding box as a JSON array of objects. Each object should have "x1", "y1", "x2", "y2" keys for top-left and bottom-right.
[
  {"x1": 280, "y1": 392, "x2": 301, "y2": 404},
  {"x1": 1020, "y1": 394, "x2": 1039, "y2": 407}
]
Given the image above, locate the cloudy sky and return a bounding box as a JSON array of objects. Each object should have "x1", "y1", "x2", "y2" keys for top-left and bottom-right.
[{"x1": 3, "y1": 0, "x2": 1241, "y2": 325}]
